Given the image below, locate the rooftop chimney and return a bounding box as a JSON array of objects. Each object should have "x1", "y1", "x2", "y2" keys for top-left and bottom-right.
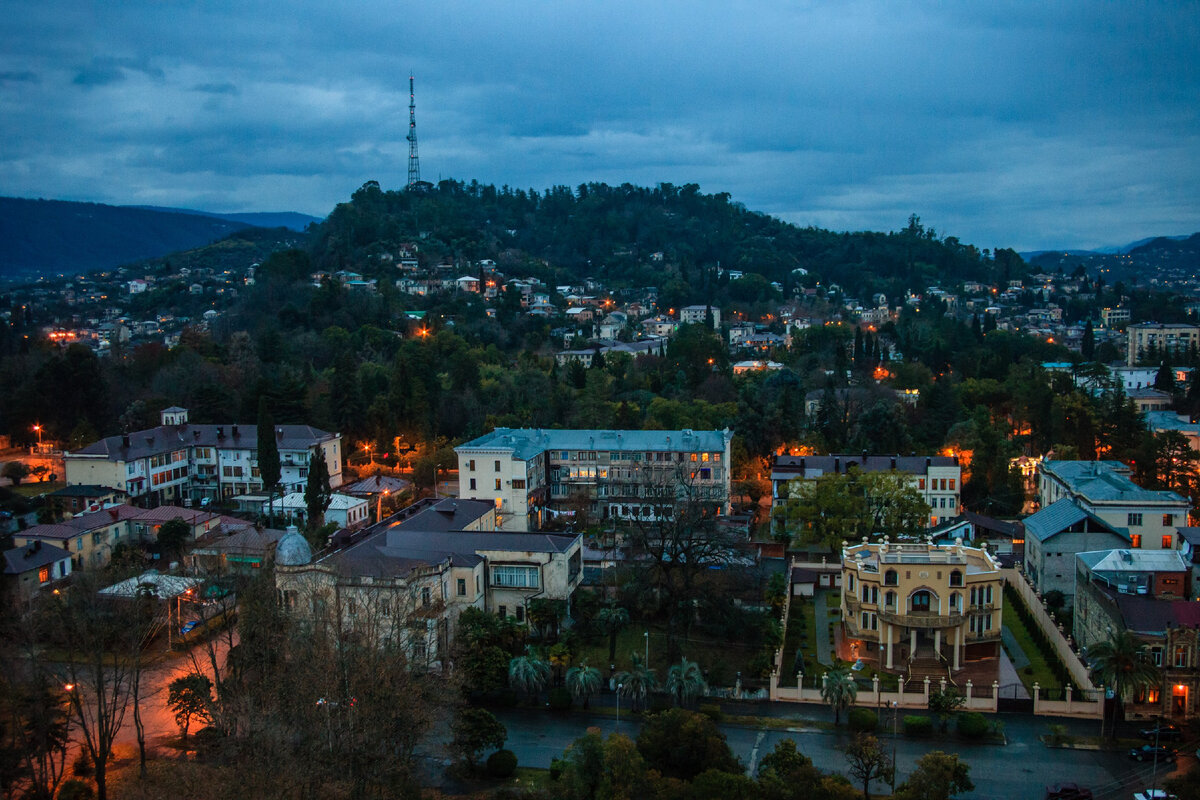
[
  {"x1": 834, "y1": 457, "x2": 841, "y2": 473},
  {"x1": 121, "y1": 434, "x2": 130, "y2": 449}
]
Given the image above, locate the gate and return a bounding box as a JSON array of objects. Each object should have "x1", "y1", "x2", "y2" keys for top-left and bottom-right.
[{"x1": 996, "y1": 682, "x2": 1033, "y2": 713}]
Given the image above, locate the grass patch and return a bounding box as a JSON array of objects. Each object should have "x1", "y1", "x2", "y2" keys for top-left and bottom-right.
[
  {"x1": 1002, "y1": 593, "x2": 1067, "y2": 693},
  {"x1": 510, "y1": 766, "x2": 553, "y2": 790},
  {"x1": 782, "y1": 596, "x2": 819, "y2": 677},
  {"x1": 8, "y1": 481, "x2": 64, "y2": 497},
  {"x1": 570, "y1": 622, "x2": 764, "y2": 687}
]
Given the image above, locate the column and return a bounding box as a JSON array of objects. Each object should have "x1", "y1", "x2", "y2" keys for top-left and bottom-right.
[
  {"x1": 886, "y1": 623, "x2": 894, "y2": 669},
  {"x1": 934, "y1": 628, "x2": 941, "y2": 657},
  {"x1": 953, "y1": 627, "x2": 961, "y2": 671},
  {"x1": 910, "y1": 628, "x2": 917, "y2": 659}
]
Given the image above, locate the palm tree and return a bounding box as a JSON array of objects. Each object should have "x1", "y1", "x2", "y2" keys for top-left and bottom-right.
[
  {"x1": 821, "y1": 662, "x2": 858, "y2": 725},
  {"x1": 666, "y1": 657, "x2": 707, "y2": 706},
  {"x1": 566, "y1": 660, "x2": 602, "y2": 709},
  {"x1": 615, "y1": 653, "x2": 658, "y2": 711},
  {"x1": 596, "y1": 605, "x2": 630, "y2": 662},
  {"x1": 508, "y1": 653, "x2": 551, "y2": 702},
  {"x1": 1087, "y1": 630, "x2": 1161, "y2": 738}
]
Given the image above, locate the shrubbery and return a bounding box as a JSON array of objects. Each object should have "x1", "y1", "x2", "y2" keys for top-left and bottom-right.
[
  {"x1": 848, "y1": 707, "x2": 878, "y2": 732},
  {"x1": 957, "y1": 712, "x2": 989, "y2": 739},
  {"x1": 903, "y1": 715, "x2": 932, "y2": 737},
  {"x1": 487, "y1": 748, "x2": 519, "y2": 778},
  {"x1": 548, "y1": 687, "x2": 572, "y2": 711}
]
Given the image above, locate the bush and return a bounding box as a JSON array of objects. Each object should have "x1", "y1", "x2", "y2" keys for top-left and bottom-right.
[
  {"x1": 549, "y1": 757, "x2": 565, "y2": 781},
  {"x1": 698, "y1": 702, "x2": 723, "y2": 722},
  {"x1": 903, "y1": 715, "x2": 932, "y2": 737},
  {"x1": 487, "y1": 748, "x2": 519, "y2": 778},
  {"x1": 648, "y1": 694, "x2": 673, "y2": 713},
  {"x1": 72, "y1": 754, "x2": 94, "y2": 778},
  {"x1": 848, "y1": 707, "x2": 878, "y2": 732},
  {"x1": 58, "y1": 781, "x2": 95, "y2": 800},
  {"x1": 548, "y1": 687, "x2": 572, "y2": 711},
  {"x1": 957, "y1": 711, "x2": 989, "y2": 739}
]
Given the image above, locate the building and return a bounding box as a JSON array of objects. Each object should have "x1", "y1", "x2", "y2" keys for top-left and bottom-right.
[
  {"x1": 275, "y1": 492, "x2": 371, "y2": 529},
  {"x1": 46, "y1": 484, "x2": 129, "y2": 516},
  {"x1": 189, "y1": 523, "x2": 286, "y2": 575},
  {"x1": 840, "y1": 538, "x2": 1003, "y2": 676},
  {"x1": 455, "y1": 428, "x2": 734, "y2": 531},
  {"x1": 275, "y1": 498, "x2": 583, "y2": 665},
  {"x1": 1037, "y1": 460, "x2": 1190, "y2": 550},
  {"x1": 1127, "y1": 323, "x2": 1200, "y2": 365},
  {"x1": 1100, "y1": 307, "x2": 1131, "y2": 329},
  {"x1": 2, "y1": 541, "x2": 73, "y2": 608},
  {"x1": 1023, "y1": 498, "x2": 1129, "y2": 604},
  {"x1": 679, "y1": 305, "x2": 720, "y2": 329},
  {"x1": 64, "y1": 407, "x2": 342, "y2": 506},
  {"x1": 771, "y1": 454, "x2": 962, "y2": 527}
]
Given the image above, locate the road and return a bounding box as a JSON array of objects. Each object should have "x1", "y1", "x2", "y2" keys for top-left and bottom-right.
[{"x1": 492, "y1": 706, "x2": 1189, "y2": 800}]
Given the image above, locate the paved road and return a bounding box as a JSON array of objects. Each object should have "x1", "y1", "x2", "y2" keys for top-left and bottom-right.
[{"x1": 492, "y1": 706, "x2": 1188, "y2": 800}]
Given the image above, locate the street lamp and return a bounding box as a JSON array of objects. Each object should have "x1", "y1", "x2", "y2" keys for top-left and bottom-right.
[
  {"x1": 890, "y1": 700, "x2": 899, "y2": 794},
  {"x1": 32, "y1": 424, "x2": 42, "y2": 445},
  {"x1": 616, "y1": 683, "x2": 623, "y2": 730},
  {"x1": 644, "y1": 630, "x2": 649, "y2": 667}
]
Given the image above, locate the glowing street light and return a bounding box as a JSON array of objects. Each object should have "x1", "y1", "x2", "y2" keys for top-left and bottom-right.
[{"x1": 32, "y1": 424, "x2": 42, "y2": 445}]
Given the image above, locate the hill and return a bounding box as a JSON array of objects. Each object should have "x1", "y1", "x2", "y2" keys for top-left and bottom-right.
[
  {"x1": 0, "y1": 197, "x2": 278, "y2": 279},
  {"x1": 126, "y1": 206, "x2": 322, "y2": 231}
]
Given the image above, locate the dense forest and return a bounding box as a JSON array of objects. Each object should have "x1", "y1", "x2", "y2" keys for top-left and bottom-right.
[{"x1": 1, "y1": 180, "x2": 1194, "y2": 517}]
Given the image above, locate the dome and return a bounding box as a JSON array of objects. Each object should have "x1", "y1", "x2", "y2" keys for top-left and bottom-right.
[{"x1": 275, "y1": 526, "x2": 312, "y2": 567}]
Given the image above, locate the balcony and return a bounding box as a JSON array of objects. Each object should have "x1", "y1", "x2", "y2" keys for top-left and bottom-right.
[{"x1": 877, "y1": 608, "x2": 964, "y2": 628}]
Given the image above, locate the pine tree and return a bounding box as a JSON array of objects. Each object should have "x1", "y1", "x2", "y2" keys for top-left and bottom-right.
[
  {"x1": 257, "y1": 398, "x2": 281, "y2": 526},
  {"x1": 1082, "y1": 319, "x2": 1095, "y2": 361}
]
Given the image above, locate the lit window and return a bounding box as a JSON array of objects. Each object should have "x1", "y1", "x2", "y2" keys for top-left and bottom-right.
[{"x1": 1131, "y1": 533, "x2": 1142, "y2": 548}]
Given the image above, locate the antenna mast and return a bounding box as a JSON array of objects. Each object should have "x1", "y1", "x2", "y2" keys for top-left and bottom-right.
[{"x1": 406, "y1": 74, "x2": 421, "y2": 189}]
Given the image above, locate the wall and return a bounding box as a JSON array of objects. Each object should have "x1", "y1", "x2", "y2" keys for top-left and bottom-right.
[{"x1": 1002, "y1": 567, "x2": 1096, "y2": 692}]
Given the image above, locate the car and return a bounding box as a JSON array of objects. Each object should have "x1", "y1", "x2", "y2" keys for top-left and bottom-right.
[
  {"x1": 1139, "y1": 723, "x2": 1184, "y2": 741},
  {"x1": 1134, "y1": 791, "x2": 1178, "y2": 800},
  {"x1": 1045, "y1": 782, "x2": 1094, "y2": 800},
  {"x1": 1129, "y1": 745, "x2": 1178, "y2": 762}
]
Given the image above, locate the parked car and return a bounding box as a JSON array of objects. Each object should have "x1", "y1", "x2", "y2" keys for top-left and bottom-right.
[
  {"x1": 1045, "y1": 782, "x2": 1094, "y2": 799},
  {"x1": 1129, "y1": 745, "x2": 1178, "y2": 762},
  {"x1": 1139, "y1": 723, "x2": 1184, "y2": 741},
  {"x1": 1134, "y1": 790, "x2": 1177, "y2": 800}
]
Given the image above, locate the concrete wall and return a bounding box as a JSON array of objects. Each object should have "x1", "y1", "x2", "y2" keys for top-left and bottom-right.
[{"x1": 1003, "y1": 567, "x2": 1097, "y2": 693}]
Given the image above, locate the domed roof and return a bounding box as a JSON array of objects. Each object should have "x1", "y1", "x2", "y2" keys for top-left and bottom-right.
[{"x1": 275, "y1": 526, "x2": 312, "y2": 567}]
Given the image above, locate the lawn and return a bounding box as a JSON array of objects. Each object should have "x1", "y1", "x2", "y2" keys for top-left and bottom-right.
[
  {"x1": 8, "y1": 481, "x2": 64, "y2": 497},
  {"x1": 1002, "y1": 596, "x2": 1068, "y2": 692},
  {"x1": 781, "y1": 595, "x2": 819, "y2": 678},
  {"x1": 570, "y1": 620, "x2": 767, "y2": 688}
]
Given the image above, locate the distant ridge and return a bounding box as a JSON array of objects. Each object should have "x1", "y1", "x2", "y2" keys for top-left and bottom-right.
[
  {"x1": 124, "y1": 206, "x2": 322, "y2": 232},
  {"x1": 1021, "y1": 233, "x2": 1194, "y2": 260},
  {"x1": 0, "y1": 197, "x2": 315, "y2": 279}
]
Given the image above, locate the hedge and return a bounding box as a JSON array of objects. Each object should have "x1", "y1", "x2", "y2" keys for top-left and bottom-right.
[
  {"x1": 957, "y1": 711, "x2": 989, "y2": 739},
  {"x1": 548, "y1": 687, "x2": 572, "y2": 711},
  {"x1": 903, "y1": 715, "x2": 932, "y2": 737},
  {"x1": 848, "y1": 707, "x2": 878, "y2": 732},
  {"x1": 487, "y1": 749, "x2": 519, "y2": 778}
]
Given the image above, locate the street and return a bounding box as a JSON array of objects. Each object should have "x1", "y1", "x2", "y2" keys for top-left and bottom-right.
[{"x1": 493, "y1": 705, "x2": 1189, "y2": 800}]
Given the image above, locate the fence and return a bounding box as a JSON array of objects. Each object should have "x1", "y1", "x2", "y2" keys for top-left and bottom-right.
[
  {"x1": 773, "y1": 671, "x2": 1000, "y2": 712},
  {"x1": 1000, "y1": 567, "x2": 1095, "y2": 691}
]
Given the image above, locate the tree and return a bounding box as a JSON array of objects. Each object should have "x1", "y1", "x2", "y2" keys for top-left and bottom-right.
[
  {"x1": 1081, "y1": 319, "x2": 1095, "y2": 360},
  {"x1": 1155, "y1": 361, "x2": 1177, "y2": 393},
  {"x1": 2, "y1": 461, "x2": 30, "y2": 486},
  {"x1": 615, "y1": 652, "x2": 657, "y2": 712},
  {"x1": 156, "y1": 517, "x2": 191, "y2": 564},
  {"x1": 821, "y1": 663, "x2": 858, "y2": 725},
  {"x1": 842, "y1": 733, "x2": 893, "y2": 800},
  {"x1": 256, "y1": 398, "x2": 281, "y2": 525},
  {"x1": 508, "y1": 652, "x2": 550, "y2": 701},
  {"x1": 665, "y1": 656, "x2": 707, "y2": 706},
  {"x1": 755, "y1": 738, "x2": 828, "y2": 800},
  {"x1": 0, "y1": 666, "x2": 70, "y2": 800},
  {"x1": 303, "y1": 451, "x2": 332, "y2": 529},
  {"x1": 1087, "y1": 630, "x2": 1161, "y2": 738},
  {"x1": 596, "y1": 605, "x2": 630, "y2": 663},
  {"x1": 636, "y1": 708, "x2": 740, "y2": 781},
  {"x1": 895, "y1": 751, "x2": 973, "y2": 800},
  {"x1": 565, "y1": 661, "x2": 602, "y2": 709},
  {"x1": 450, "y1": 707, "x2": 506, "y2": 768},
  {"x1": 558, "y1": 730, "x2": 653, "y2": 800},
  {"x1": 927, "y1": 687, "x2": 965, "y2": 732},
  {"x1": 166, "y1": 672, "x2": 213, "y2": 751}
]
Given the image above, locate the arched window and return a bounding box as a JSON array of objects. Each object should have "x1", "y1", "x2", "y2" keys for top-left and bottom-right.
[
  {"x1": 910, "y1": 589, "x2": 936, "y2": 613},
  {"x1": 949, "y1": 570, "x2": 963, "y2": 587},
  {"x1": 884, "y1": 570, "x2": 898, "y2": 586},
  {"x1": 949, "y1": 592, "x2": 961, "y2": 612}
]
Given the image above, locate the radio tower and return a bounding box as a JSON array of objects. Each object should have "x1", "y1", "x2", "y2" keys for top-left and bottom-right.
[{"x1": 406, "y1": 74, "x2": 421, "y2": 189}]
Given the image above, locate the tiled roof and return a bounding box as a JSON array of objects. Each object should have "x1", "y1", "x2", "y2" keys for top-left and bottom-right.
[{"x1": 68, "y1": 422, "x2": 338, "y2": 462}]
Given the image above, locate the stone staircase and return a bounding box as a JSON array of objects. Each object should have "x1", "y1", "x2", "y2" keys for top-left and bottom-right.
[{"x1": 906, "y1": 653, "x2": 954, "y2": 686}]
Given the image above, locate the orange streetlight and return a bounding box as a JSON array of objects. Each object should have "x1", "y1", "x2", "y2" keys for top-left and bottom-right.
[{"x1": 32, "y1": 424, "x2": 42, "y2": 445}]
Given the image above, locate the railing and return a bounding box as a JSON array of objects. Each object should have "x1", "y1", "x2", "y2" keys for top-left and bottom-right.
[
  {"x1": 965, "y1": 629, "x2": 1002, "y2": 642},
  {"x1": 878, "y1": 609, "x2": 963, "y2": 628}
]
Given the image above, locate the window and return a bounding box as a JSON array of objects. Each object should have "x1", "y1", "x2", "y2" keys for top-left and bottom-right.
[
  {"x1": 495, "y1": 460, "x2": 501, "y2": 472},
  {"x1": 949, "y1": 570, "x2": 963, "y2": 587},
  {"x1": 1164, "y1": 514, "x2": 1174, "y2": 526},
  {"x1": 861, "y1": 611, "x2": 870, "y2": 629},
  {"x1": 1128, "y1": 512, "x2": 1143, "y2": 527},
  {"x1": 918, "y1": 478, "x2": 926, "y2": 490},
  {"x1": 512, "y1": 479, "x2": 526, "y2": 489},
  {"x1": 949, "y1": 592, "x2": 961, "y2": 611},
  {"x1": 884, "y1": 570, "x2": 898, "y2": 586},
  {"x1": 885, "y1": 590, "x2": 896, "y2": 608},
  {"x1": 476, "y1": 575, "x2": 480, "y2": 594},
  {"x1": 492, "y1": 565, "x2": 539, "y2": 589},
  {"x1": 1151, "y1": 647, "x2": 1164, "y2": 666},
  {"x1": 516, "y1": 606, "x2": 525, "y2": 623},
  {"x1": 910, "y1": 591, "x2": 932, "y2": 612},
  {"x1": 1162, "y1": 534, "x2": 1174, "y2": 549},
  {"x1": 1175, "y1": 646, "x2": 1188, "y2": 668},
  {"x1": 1131, "y1": 533, "x2": 1142, "y2": 548},
  {"x1": 468, "y1": 459, "x2": 476, "y2": 471},
  {"x1": 421, "y1": 587, "x2": 431, "y2": 606},
  {"x1": 38, "y1": 567, "x2": 49, "y2": 583},
  {"x1": 495, "y1": 478, "x2": 501, "y2": 490},
  {"x1": 949, "y1": 479, "x2": 956, "y2": 490},
  {"x1": 469, "y1": 478, "x2": 477, "y2": 491},
  {"x1": 499, "y1": 605, "x2": 507, "y2": 618},
  {"x1": 457, "y1": 578, "x2": 466, "y2": 596}
]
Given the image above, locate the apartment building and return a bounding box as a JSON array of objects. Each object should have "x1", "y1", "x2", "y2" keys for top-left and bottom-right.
[
  {"x1": 1127, "y1": 323, "x2": 1200, "y2": 365},
  {"x1": 771, "y1": 454, "x2": 962, "y2": 527},
  {"x1": 64, "y1": 407, "x2": 342, "y2": 506},
  {"x1": 455, "y1": 428, "x2": 734, "y2": 531},
  {"x1": 841, "y1": 538, "x2": 1003, "y2": 675}
]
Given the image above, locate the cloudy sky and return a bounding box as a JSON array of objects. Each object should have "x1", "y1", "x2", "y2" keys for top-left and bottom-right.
[{"x1": 1, "y1": 1, "x2": 1196, "y2": 251}]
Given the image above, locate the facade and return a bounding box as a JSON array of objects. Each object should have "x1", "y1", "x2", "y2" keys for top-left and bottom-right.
[
  {"x1": 276, "y1": 492, "x2": 371, "y2": 529},
  {"x1": 455, "y1": 428, "x2": 734, "y2": 531},
  {"x1": 1127, "y1": 323, "x2": 1200, "y2": 366},
  {"x1": 679, "y1": 304, "x2": 720, "y2": 329},
  {"x1": 1023, "y1": 499, "x2": 1129, "y2": 604},
  {"x1": 771, "y1": 454, "x2": 962, "y2": 527},
  {"x1": 1037, "y1": 460, "x2": 1190, "y2": 550},
  {"x1": 64, "y1": 407, "x2": 342, "y2": 506},
  {"x1": 1100, "y1": 307, "x2": 1130, "y2": 328},
  {"x1": 2, "y1": 541, "x2": 73, "y2": 608},
  {"x1": 841, "y1": 538, "x2": 1003, "y2": 674},
  {"x1": 275, "y1": 498, "x2": 583, "y2": 666}
]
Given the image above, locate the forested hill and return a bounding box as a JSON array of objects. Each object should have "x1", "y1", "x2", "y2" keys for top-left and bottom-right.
[
  {"x1": 310, "y1": 180, "x2": 1019, "y2": 302},
  {"x1": 0, "y1": 197, "x2": 257, "y2": 278}
]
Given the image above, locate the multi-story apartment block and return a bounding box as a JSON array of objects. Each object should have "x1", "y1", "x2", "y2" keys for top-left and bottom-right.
[
  {"x1": 1024, "y1": 498, "x2": 1129, "y2": 604},
  {"x1": 64, "y1": 407, "x2": 342, "y2": 506},
  {"x1": 455, "y1": 428, "x2": 734, "y2": 531},
  {"x1": 679, "y1": 304, "x2": 720, "y2": 329},
  {"x1": 275, "y1": 498, "x2": 583, "y2": 666},
  {"x1": 841, "y1": 538, "x2": 1003, "y2": 675},
  {"x1": 771, "y1": 454, "x2": 962, "y2": 527},
  {"x1": 1100, "y1": 307, "x2": 1131, "y2": 329},
  {"x1": 1037, "y1": 460, "x2": 1190, "y2": 550},
  {"x1": 1127, "y1": 323, "x2": 1200, "y2": 365}
]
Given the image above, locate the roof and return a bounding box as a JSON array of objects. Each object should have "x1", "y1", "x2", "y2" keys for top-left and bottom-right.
[
  {"x1": 47, "y1": 485, "x2": 127, "y2": 499},
  {"x1": 67, "y1": 422, "x2": 338, "y2": 462},
  {"x1": 130, "y1": 505, "x2": 220, "y2": 525},
  {"x1": 1024, "y1": 498, "x2": 1126, "y2": 543},
  {"x1": 339, "y1": 475, "x2": 411, "y2": 496},
  {"x1": 192, "y1": 524, "x2": 285, "y2": 557},
  {"x1": 1105, "y1": 591, "x2": 1200, "y2": 635},
  {"x1": 1077, "y1": 548, "x2": 1189, "y2": 574},
  {"x1": 1042, "y1": 460, "x2": 1188, "y2": 506},
  {"x1": 773, "y1": 453, "x2": 957, "y2": 480},
  {"x1": 3, "y1": 542, "x2": 72, "y2": 575},
  {"x1": 1146, "y1": 411, "x2": 1200, "y2": 435},
  {"x1": 278, "y1": 492, "x2": 365, "y2": 511},
  {"x1": 99, "y1": 570, "x2": 202, "y2": 599},
  {"x1": 457, "y1": 428, "x2": 732, "y2": 460}
]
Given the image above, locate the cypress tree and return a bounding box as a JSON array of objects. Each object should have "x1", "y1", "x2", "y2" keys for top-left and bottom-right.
[
  {"x1": 257, "y1": 398, "x2": 281, "y2": 526},
  {"x1": 1082, "y1": 319, "x2": 1095, "y2": 361}
]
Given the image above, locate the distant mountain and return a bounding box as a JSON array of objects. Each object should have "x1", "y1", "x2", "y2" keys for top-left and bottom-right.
[
  {"x1": 1127, "y1": 232, "x2": 1200, "y2": 256},
  {"x1": 1021, "y1": 233, "x2": 1194, "y2": 260},
  {"x1": 0, "y1": 197, "x2": 320, "y2": 280},
  {"x1": 124, "y1": 206, "x2": 322, "y2": 232}
]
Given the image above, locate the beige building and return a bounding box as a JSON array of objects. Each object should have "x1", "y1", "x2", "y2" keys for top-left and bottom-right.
[
  {"x1": 1127, "y1": 323, "x2": 1200, "y2": 365},
  {"x1": 841, "y1": 538, "x2": 1003, "y2": 676}
]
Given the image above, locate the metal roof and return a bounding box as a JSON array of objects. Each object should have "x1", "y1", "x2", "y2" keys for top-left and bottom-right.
[{"x1": 457, "y1": 428, "x2": 732, "y2": 461}]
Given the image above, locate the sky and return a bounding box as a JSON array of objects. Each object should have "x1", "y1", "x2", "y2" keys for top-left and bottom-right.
[{"x1": 0, "y1": 1, "x2": 1197, "y2": 252}]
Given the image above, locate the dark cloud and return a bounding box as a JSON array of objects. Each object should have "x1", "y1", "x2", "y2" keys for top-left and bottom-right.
[
  {"x1": 0, "y1": 71, "x2": 38, "y2": 83},
  {"x1": 0, "y1": 1, "x2": 1195, "y2": 249}
]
